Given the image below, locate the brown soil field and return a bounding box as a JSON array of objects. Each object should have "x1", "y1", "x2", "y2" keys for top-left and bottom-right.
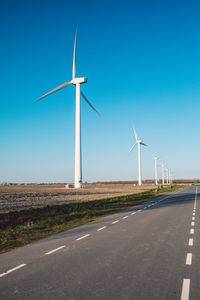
[{"x1": 0, "y1": 183, "x2": 155, "y2": 213}]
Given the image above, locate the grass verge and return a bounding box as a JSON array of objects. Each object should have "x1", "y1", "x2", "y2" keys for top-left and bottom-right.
[{"x1": 0, "y1": 185, "x2": 183, "y2": 253}]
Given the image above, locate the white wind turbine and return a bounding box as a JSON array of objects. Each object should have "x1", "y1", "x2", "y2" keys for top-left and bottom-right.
[
  {"x1": 129, "y1": 124, "x2": 148, "y2": 186},
  {"x1": 152, "y1": 154, "x2": 159, "y2": 185},
  {"x1": 36, "y1": 31, "x2": 100, "y2": 188},
  {"x1": 169, "y1": 169, "x2": 172, "y2": 185},
  {"x1": 166, "y1": 167, "x2": 169, "y2": 184},
  {"x1": 170, "y1": 171, "x2": 173, "y2": 184},
  {"x1": 161, "y1": 161, "x2": 165, "y2": 184}
]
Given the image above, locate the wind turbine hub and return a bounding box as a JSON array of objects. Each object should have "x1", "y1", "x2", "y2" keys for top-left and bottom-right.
[{"x1": 72, "y1": 77, "x2": 87, "y2": 85}]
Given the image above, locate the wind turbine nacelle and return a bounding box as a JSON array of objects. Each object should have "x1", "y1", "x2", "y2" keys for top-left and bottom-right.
[
  {"x1": 72, "y1": 77, "x2": 87, "y2": 85},
  {"x1": 137, "y1": 140, "x2": 142, "y2": 143}
]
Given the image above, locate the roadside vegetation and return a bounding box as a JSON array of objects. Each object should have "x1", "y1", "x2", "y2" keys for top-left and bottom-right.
[{"x1": 0, "y1": 185, "x2": 183, "y2": 253}]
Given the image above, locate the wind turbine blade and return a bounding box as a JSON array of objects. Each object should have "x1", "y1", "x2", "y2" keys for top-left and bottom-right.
[
  {"x1": 132, "y1": 124, "x2": 138, "y2": 140},
  {"x1": 72, "y1": 30, "x2": 77, "y2": 79},
  {"x1": 81, "y1": 91, "x2": 101, "y2": 116},
  {"x1": 141, "y1": 142, "x2": 148, "y2": 146},
  {"x1": 129, "y1": 142, "x2": 137, "y2": 153},
  {"x1": 36, "y1": 81, "x2": 72, "y2": 102}
]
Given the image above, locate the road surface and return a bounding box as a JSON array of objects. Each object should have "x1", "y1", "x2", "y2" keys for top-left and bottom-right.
[{"x1": 0, "y1": 186, "x2": 199, "y2": 300}]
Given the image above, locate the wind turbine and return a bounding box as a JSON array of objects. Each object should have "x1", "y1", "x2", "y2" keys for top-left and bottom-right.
[
  {"x1": 170, "y1": 171, "x2": 173, "y2": 185},
  {"x1": 129, "y1": 124, "x2": 148, "y2": 186},
  {"x1": 161, "y1": 161, "x2": 165, "y2": 184},
  {"x1": 36, "y1": 31, "x2": 100, "y2": 188},
  {"x1": 169, "y1": 169, "x2": 173, "y2": 185},
  {"x1": 166, "y1": 168, "x2": 169, "y2": 184},
  {"x1": 152, "y1": 155, "x2": 159, "y2": 185}
]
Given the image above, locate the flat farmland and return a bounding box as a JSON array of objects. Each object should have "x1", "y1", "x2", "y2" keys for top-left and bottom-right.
[{"x1": 0, "y1": 183, "x2": 154, "y2": 213}]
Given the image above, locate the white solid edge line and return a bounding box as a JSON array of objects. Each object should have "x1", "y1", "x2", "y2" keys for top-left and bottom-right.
[
  {"x1": 0, "y1": 264, "x2": 26, "y2": 278},
  {"x1": 191, "y1": 222, "x2": 195, "y2": 226},
  {"x1": 188, "y1": 238, "x2": 193, "y2": 246},
  {"x1": 76, "y1": 234, "x2": 90, "y2": 241},
  {"x1": 181, "y1": 278, "x2": 190, "y2": 300},
  {"x1": 45, "y1": 245, "x2": 65, "y2": 255},
  {"x1": 97, "y1": 226, "x2": 107, "y2": 231},
  {"x1": 131, "y1": 212, "x2": 136, "y2": 215},
  {"x1": 190, "y1": 228, "x2": 194, "y2": 234},
  {"x1": 186, "y1": 253, "x2": 192, "y2": 265},
  {"x1": 122, "y1": 216, "x2": 128, "y2": 219},
  {"x1": 112, "y1": 220, "x2": 119, "y2": 224}
]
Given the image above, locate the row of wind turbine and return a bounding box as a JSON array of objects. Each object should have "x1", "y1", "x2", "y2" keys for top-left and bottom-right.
[
  {"x1": 36, "y1": 30, "x2": 173, "y2": 188},
  {"x1": 129, "y1": 124, "x2": 173, "y2": 186}
]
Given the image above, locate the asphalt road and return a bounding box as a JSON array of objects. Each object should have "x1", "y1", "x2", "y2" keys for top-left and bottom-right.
[{"x1": 0, "y1": 186, "x2": 199, "y2": 300}]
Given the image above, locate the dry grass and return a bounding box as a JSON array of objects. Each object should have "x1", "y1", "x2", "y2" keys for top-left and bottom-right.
[{"x1": 0, "y1": 183, "x2": 154, "y2": 213}]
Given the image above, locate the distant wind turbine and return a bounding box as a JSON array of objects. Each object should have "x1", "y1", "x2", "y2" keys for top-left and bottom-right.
[
  {"x1": 166, "y1": 168, "x2": 169, "y2": 184},
  {"x1": 152, "y1": 154, "x2": 159, "y2": 185},
  {"x1": 170, "y1": 171, "x2": 173, "y2": 184},
  {"x1": 129, "y1": 124, "x2": 148, "y2": 186},
  {"x1": 168, "y1": 169, "x2": 173, "y2": 185},
  {"x1": 36, "y1": 31, "x2": 100, "y2": 188},
  {"x1": 161, "y1": 161, "x2": 165, "y2": 184}
]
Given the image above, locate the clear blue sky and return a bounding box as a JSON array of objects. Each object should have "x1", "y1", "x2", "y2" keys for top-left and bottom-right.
[{"x1": 1, "y1": 0, "x2": 200, "y2": 183}]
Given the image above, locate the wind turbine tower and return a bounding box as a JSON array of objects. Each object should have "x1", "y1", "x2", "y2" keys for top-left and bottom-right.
[
  {"x1": 169, "y1": 170, "x2": 172, "y2": 185},
  {"x1": 153, "y1": 156, "x2": 159, "y2": 185},
  {"x1": 166, "y1": 168, "x2": 169, "y2": 184},
  {"x1": 161, "y1": 162, "x2": 165, "y2": 185},
  {"x1": 129, "y1": 125, "x2": 148, "y2": 186},
  {"x1": 36, "y1": 31, "x2": 100, "y2": 188}
]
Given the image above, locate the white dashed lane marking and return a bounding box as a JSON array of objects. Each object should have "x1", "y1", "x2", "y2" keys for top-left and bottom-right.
[
  {"x1": 181, "y1": 278, "x2": 190, "y2": 300},
  {"x1": 112, "y1": 220, "x2": 119, "y2": 224},
  {"x1": 0, "y1": 264, "x2": 26, "y2": 278},
  {"x1": 190, "y1": 228, "x2": 194, "y2": 234},
  {"x1": 45, "y1": 246, "x2": 65, "y2": 255},
  {"x1": 122, "y1": 216, "x2": 128, "y2": 219},
  {"x1": 97, "y1": 226, "x2": 107, "y2": 231},
  {"x1": 76, "y1": 234, "x2": 90, "y2": 241},
  {"x1": 181, "y1": 187, "x2": 197, "y2": 299},
  {"x1": 188, "y1": 238, "x2": 193, "y2": 246},
  {"x1": 186, "y1": 253, "x2": 192, "y2": 265}
]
